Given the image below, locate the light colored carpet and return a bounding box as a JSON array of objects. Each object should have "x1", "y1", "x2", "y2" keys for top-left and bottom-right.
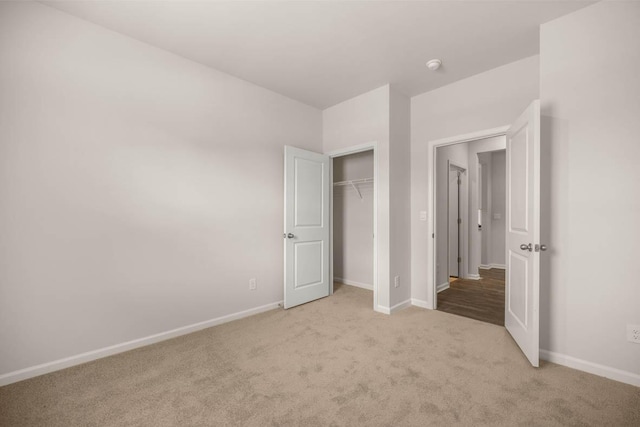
[{"x1": 1, "y1": 283, "x2": 638, "y2": 426}]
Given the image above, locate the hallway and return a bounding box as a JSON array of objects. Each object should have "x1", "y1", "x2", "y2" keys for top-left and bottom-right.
[{"x1": 437, "y1": 268, "x2": 505, "y2": 326}]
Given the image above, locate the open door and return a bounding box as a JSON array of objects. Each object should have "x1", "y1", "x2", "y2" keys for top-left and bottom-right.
[
  {"x1": 448, "y1": 167, "x2": 460, "y2": 278},
  {"x1": 284, "y1": 146, "x2": 330, "y2": 309},
  {"x1": 505, "y1": 100, "x2": 541, "y2": 367}
]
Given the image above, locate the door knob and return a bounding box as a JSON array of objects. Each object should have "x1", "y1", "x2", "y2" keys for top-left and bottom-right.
[
  {"x1": 520, "y1": 243, "x2": 532, "y2": 252},
  {"x1": 286, "y1": 233, "x2": 295, "y2": 239},
  {"x1": 534, "y1": 244, "x2": 548, "y2": 252}
]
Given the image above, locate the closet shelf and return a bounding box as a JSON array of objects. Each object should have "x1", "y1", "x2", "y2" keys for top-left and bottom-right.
[
  {"x1": 333, "y1": 178, "x2": 374, "y2": 186},
  {"x1": 333, "y1": 178, "x2": 373, "y2": 200}
]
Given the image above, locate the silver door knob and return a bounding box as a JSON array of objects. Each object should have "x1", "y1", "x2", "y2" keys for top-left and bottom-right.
[
  {"x1": 520, "y1": 243, "x2": 532, "y2": 251},
  {"x1": 286, "y1": 233, "x2": 295, "y2": 239},
  {"x1": 540, "y1": 244, "x2": 547, "y2": 251}
]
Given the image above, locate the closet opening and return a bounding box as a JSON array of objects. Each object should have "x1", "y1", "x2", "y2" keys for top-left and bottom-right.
[{"x1": 330, "y1": 148, "x2": 376, "y2": 309}]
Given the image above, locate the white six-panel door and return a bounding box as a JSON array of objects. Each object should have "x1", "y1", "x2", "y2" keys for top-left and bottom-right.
[
  {"x1": 284, "y1": 146, "x2": 330, "y2": 309},
  {"x1": 505, "y1": 100, "x2": 541, "y2": 367}
]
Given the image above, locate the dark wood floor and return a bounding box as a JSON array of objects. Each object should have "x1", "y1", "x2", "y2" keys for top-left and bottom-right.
[{"x1": 437, "y1": 268, "x2": 505, "y2": 326}]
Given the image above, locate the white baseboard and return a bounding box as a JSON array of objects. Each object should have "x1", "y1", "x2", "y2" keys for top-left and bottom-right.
[
  {"x1": 437, "y1": 282, "x2": 450, "y2": 293},
  {"x1": 0, "y1": 301, "x2": 282, "y2": 387},
  {"x1": 411, "y1": 298, "x2": 430, "y2": 309},
  {"x1": 466, "y1": 274, "x2": 481, "y2": 280},
  {"x1": 540, "y1": 349, "x2": 640, "y2": 387},
  {"x1": 479, "y1": 264, "x2": 506, "y2": 270},
  {"x1": 390, "y1": 299, "x2": 412, "y2": 314},
  {"x1": 334, "y1": 277, "x2": 373, "y2": 291},
  {"x1": 375, "y1": 305, "x2": 390, "y2": 314},
  {"x1": 375, "y1": 299, "x2": 412, "y2": 315}
]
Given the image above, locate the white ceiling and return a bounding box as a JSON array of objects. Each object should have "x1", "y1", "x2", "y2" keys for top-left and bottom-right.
[{"x1": 43, "y1": 1, "x2": 592, "y2": 109}]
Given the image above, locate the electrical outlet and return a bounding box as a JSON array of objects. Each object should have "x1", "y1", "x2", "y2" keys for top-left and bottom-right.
[
  {"x1": 394, "y1": 275, "x2": 400, "y2": 288},
  {"x1": 249, "y1": 278, "x2": 257, "y2": 290},
  {"x1": 627, "y1": 325, "x2": 640, "y2": 344}
]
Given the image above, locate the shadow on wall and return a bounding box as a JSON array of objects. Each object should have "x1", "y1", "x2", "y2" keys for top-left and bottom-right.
[{"x1": 539, "y1": 113, "x2": 570, "y2": 352}]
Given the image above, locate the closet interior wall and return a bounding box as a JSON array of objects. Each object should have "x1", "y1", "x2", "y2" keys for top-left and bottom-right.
[{"x1": 333, "y1": 151, "x2": 374, "y2": 289}]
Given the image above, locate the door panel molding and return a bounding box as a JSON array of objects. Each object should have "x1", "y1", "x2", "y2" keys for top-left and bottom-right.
[
  {"x1": 505, "y1": 100, "x2": 541, "y2": 367},
  {"x1": 507, "y1": 250, "x2": 529, "y2": 329},
  {"x1": 284, "y1": 146, "x2": 330, "y2": 309}
]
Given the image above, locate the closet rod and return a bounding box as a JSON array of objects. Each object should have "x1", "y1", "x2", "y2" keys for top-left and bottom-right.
[{"x1": 332, "y1": 177, "x2": 374, "y2": 186}]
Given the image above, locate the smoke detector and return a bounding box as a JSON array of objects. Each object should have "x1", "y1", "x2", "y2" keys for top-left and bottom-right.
[{"x1": 426, "y1": 59, "x2": 442, "y2": 71}]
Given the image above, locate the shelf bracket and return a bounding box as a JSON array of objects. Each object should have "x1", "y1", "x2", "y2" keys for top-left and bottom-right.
[{"x1": 349, "y1": 181, "x2": 363, "y2": 200}]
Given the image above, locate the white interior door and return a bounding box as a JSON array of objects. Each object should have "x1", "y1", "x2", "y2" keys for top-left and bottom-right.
[
  {"x1": 448, "y1": 168, "x2": 459, "y2": 277},
  {"x1": 505, "y1": 100, "x2": 541, "y2": 367},
  {"x1": 284, "y1": 146, "x2": 330, "y2": 309}
]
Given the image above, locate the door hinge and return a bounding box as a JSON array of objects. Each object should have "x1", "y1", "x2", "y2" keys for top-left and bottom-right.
[
  {"x1": 457, "y1": 218, "x2": 462, "y2": 224},
  {"x1": 457, "y1": 257, "x2": 462, "y2": 263},
  {"x1": 457, "y1": 179, "x2": 461, "y2": 185}
]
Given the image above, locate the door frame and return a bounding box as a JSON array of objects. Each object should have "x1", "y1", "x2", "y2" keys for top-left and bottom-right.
[
  {"x1": 447, "y1": 160, "x2": 467, "y2": 282},
  {"x1": 325, "y1": 142, "x2": 378, "y2": 311},
  {"x1": 428, "y1": 126, "x2": 509, "y2": 310}
]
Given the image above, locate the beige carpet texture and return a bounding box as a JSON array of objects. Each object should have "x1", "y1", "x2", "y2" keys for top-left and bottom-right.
[{"x1": 1, "y1": 284, "x2": 639, "y2": 426}]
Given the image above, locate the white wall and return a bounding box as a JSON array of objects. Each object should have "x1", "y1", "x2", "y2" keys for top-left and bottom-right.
[
  {"x1": 478, "y1": 152, "x2": 492, "y2": 266},
  {"x1": 323, "y1": 86, "x2": 390, "y2": 154},
  {"x1": 323, "y1": 84, "x2": 411, "y2": 311},
  {"x1": 477, "y1": 149, "x2": 507, "y2": 270},
  {"x1": 540, "y1": 1, "x2": 640, "y2": 379},
  {"x1": 389, "y1": 87, "x2": 412, "y2": 307},
  {"x1": 323, "y1": 85, "x2": 391, "y2": 311},
  {"x1": 411, "y1": 55, "x2": 539, "y2": 306},
  {"x1": 333, "y1": 151, "x2": 374, "y2": 287},
  {"x1": 0, "y1": 2, "x2": 322, "y2": 378},
  {"x1": 333, "y1": 151, "x2": 374, "y2": 183},
  {"x1": 488, "y1": 150, "x2": 506, "y2": 267},
  {"x1": 465, "y1": 137, "x2": 505, "y2": 276}
]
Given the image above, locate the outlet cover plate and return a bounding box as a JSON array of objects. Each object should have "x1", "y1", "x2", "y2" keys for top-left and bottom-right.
[{"x1": 627, "y1": 325, "x2": 640, "y2": 344}]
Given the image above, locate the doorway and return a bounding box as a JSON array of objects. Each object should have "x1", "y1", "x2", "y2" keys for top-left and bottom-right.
[
  {"x1": 447, "y1": 162, "x2": 466, "y2": 282},
  {"x1": 435, "y1": 136, "x2": 507, "y2": 326}
]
